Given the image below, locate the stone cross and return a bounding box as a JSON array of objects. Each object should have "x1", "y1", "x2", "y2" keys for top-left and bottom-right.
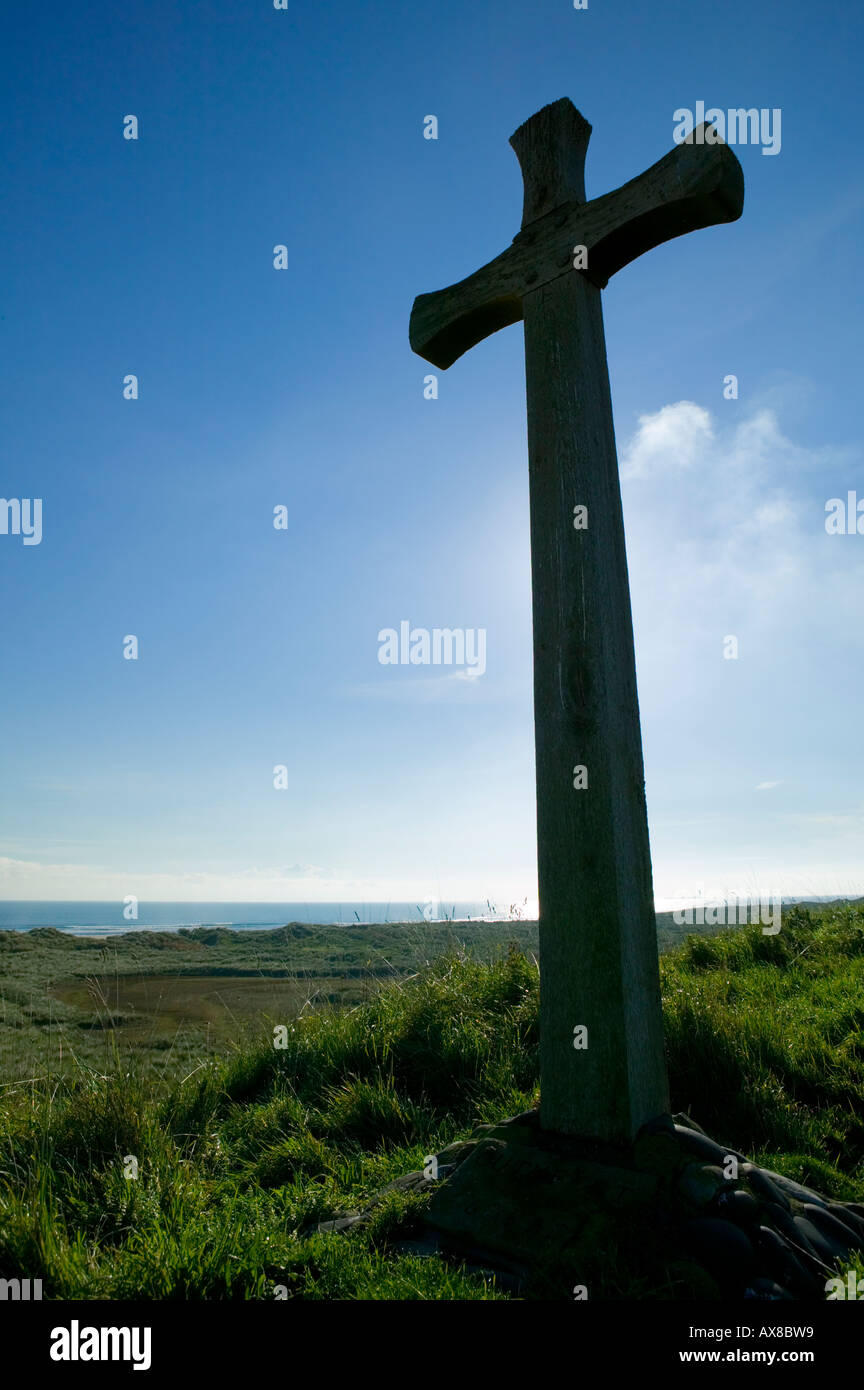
[{"x1": 410, "y1": 99, "x2": 744, "y2": 1143}]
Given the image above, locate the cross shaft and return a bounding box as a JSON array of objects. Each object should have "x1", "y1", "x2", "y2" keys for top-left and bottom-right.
[{"x1": 410, "y1": 99, "x2": 744, "y2": 1141}]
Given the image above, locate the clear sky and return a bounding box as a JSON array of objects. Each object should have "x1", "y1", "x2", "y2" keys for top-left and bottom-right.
[{"x1": 1, "y1": 0, "x2": 862, "y2": 907}]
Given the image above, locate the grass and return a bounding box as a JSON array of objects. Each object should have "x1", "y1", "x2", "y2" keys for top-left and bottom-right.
[
  {"x1": 0, "y1": 919, "x2": 541, "y2": 1079},
  {"x1": 1, "y1": 902, "x2": 863, "y2": 1299},
  {"x1": 0, "y1": 909, "x2": 709, "y2": 1080},
  {"x1": 661, "y1": 901, "x2": 864, "y2": 1191}
]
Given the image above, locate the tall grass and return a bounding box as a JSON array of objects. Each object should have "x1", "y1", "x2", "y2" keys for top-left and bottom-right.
[{"x1": 1, "y1": 905, "x2": 863, "y2": 1298}]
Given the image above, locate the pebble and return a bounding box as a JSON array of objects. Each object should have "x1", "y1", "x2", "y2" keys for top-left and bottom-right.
[
  {"x1": 670, "y1": 1112, "x2": 707, "y2": 1135},
  {"x1": 435, "y1": 1141, "x2": 475, "y2": 1167},
  {"x1": 316, "y1": 1213, "x2": 364, "y2": 1233},
  {"x1": 715, "y1": 1187, "x2": 761, "y2": 1227},
  {"x1": 674, "y1": 1125, "x2": 741, "y2": 1168},
  {"x1": 827, "y1": 1201, "x2": 864, "y2": 1244},
  {"x1": 764, "y1": 1200, "x2": 818, "y2": 1257},
  {"x1": 803, "y1": 1201, "x2": 862, "y2": 1248},
  {"x1": 800, "y1": 1212, "x2": 855, "y2": 1267},
  {"x1": 497, "y1": 1109, "x2": 540, "y2": 1130},
  {"x1": 678, "y1": 1163, "x2": 728, "y2": 1207},
  {"x1": 756, "y1": 1225, "x2": 824, "y2": 1299},
  {"x1": 794, "y1": 1214, "x2": 851, "y2": 1265},
  {"x1": 743, "y1": 1166, "x2": 792, "y2": 1211},
  {"x1": 759, "y1": 1169, "x2": 828, "y2": 1208}
]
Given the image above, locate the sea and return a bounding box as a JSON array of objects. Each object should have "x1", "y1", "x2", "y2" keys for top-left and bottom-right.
[
  {"x1": 0, "y1": 900, "x2": 511, "y2": 937},
  {"x1": 0, "y1": 895, "x2": 852, "y2": 938}
]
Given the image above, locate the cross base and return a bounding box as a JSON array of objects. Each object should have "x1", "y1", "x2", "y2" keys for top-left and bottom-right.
[{"x1": 317, "y1": 1111, "x2": 864, "y2": 1299}]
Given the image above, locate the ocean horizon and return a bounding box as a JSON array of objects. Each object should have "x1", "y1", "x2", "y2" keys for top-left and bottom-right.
[
  {"x1": 0, "y1": 894, "x2": 851, "y2": 937},
  {"x1": 0, "y1": 899, "x2": 518, "y2": 936}
]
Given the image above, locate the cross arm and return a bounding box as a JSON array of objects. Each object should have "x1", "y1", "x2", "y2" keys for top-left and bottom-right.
[
  {"x1": 409, "y1": 112, "x2": 744, "y2": 370},
  {"x1": 583, "y1": 130, "x2": 744, "y2": 289}
]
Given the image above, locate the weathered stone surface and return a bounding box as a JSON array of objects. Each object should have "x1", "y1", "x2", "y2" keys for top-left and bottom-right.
[
  {"x1": 743, "y1": 1166, "x2": 792, "y2": 1211},
  {"x1": 674, "y1": 1125, "x2": 741, "y2": 1168},
  {"x1": 435, "y1": 1140, "x2": 475, "y2": 1167},
  {"x1": 495, "y1": 1109, "x2": 541, "y2": 1130},
  {"x1": 678, "y1": 1163, "x2": 728, "y2": 1208},
  {"x1": 802, "y1": 1202, "x2": 862, "y2": 1251},
  {"x1": 316, "y1": 1111, "x2": 864, "y2": 1299},
  {"x1": 764, "y1": 1201, "x2": 817, "y2": 1257},
  {"x1": 827, "y1": 1201, "x2": 864, "y2": 1243},
  {"x1": 385, "y1": 1169, "x2": 433, "y2": 1193},
  {"x1": 793, "y1": 1216, "x2": 849, "y2": 1267},
  {"x1": 316, "y1": 1213, "x2": 363, "y2": 1234},
  {"x1": 426, "y1": 1136, "x2": 657, "y2": 1265},
  {"x1": 756, "y1": 1226, "x2": 825, "y2": 1300},
  {"x1": 759, "y1": 1170, "x2": 828, "y2": 1208},
  {"x1": 670, "y1": 1113, "x2": 707, "y2": 1135},
  {"x1": 715, "y1": 1187, "x2": 761, "y2": 1227}
]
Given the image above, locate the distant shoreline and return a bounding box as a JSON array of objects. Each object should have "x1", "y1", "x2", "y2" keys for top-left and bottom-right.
[
  {"x1": 5, "y1": 917, "x2": 522, "y2": 939},
  {"x1": 0, "y1": 899, "x2": 512, "y2": 934},
  {"x1": 0, "y1": 895, "x2": 857, "y2": 937}
]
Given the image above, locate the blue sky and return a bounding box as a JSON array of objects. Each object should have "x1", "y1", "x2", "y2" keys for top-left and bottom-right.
[{"x1": 1, "y1": 0, "x2": 863, "y2": 907}]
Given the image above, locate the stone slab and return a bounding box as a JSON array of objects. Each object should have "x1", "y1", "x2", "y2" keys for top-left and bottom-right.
[{"x1": 426, "y1": 1136, "x2": 658, "y2": 1265}]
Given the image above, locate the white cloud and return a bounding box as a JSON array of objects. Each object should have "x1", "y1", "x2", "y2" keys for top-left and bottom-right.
[
  {"x1": 621, "y1": 402, "x2": 864, "y2": 658},
  {"x1": 620, "y1": 400, "x2": 864, "y2": 894},
  {"x1": 622, "y1": 401, "x2": 714, "y2": 479}
]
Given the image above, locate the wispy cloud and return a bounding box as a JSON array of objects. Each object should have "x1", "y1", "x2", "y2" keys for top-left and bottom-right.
[
  {"x1": 345, "y1": 671, "x2": 487, "y2": 702},
  {"x1": 0, "y1": 854, "x2": 514, "y2": 904},
  {"x1": 622, "y1": 401, "x2": 864, "y2": 659}
]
